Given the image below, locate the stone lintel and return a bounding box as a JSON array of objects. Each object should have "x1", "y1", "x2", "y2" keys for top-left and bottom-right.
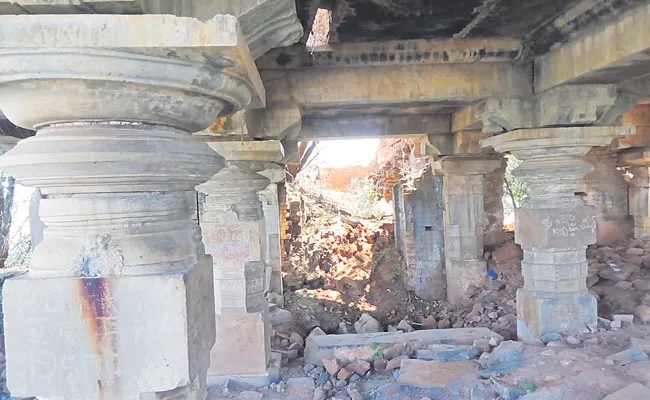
[
  {"x1": 300, "y1": 114, "x2": 450, "y2": 141},
  {"x1": 256, "y1": 37, "x2": 524, "y2": 69},
  {"x1": 454, "y1": 85, "x2": 633, "y2": 134},
  {"x1": 426, "y1": 134, "x2": 454, "y2": 156},
  {"x1": 452, "y1": 97, "x2": 533, "y2": 134},
  {"x1": 535, "y1": 2, "x2": 650, "y2": 92},
  {"x1": 273, "y1": 62, "x2": 532, "y2": 111},
  {"x1": 204, "y1": 140, "x2": 284, "y2": 164},
  {"x1": 451, "y1": 131, "x2": 494, "y2": 155},
  {"x1": 247, "y1": 104, "x2": 302, "y2": 139},
  {"x1": 480, "y1": 126, "x2": 635, "y2": 155},
  {"x1": 433, "y1": 155, "x2": 503, "y2": 176}
]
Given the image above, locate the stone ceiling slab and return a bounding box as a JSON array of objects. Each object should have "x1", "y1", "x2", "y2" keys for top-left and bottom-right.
[{"x1": 535, "y1": 2, "x2": 650, "y2": 92}]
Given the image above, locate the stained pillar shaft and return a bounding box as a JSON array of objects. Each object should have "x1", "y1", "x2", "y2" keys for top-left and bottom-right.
[
  {"x1": 619, "y1": 148, "x2": 650, "y2": 238},
  {"x1": 482, "y1": 126, "x2": 633, "y2": 341},
  {"x1": 483, "y1": 158, "x2": 507, "y2": 248},
  {"x1": 580, "y1": 148, "x2": 632, "y2": 244},
  {"x1": 435, "y1": 155, "x2": 502, "y2": 305},
  {"x1": 0, "y1": 14, "x2": 262, "y2": 399},
  {"x1": 396, "y1": 170, "x2": 446, "y2": 300},
  {"x1": 259, "y1": 165, "x2": 286, "y2": 303},
  {"x1": 198, "y1": 140, "x2": 283, "y2": 386}
]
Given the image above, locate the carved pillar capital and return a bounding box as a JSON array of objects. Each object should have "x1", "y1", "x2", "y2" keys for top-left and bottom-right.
[{"x1": 198, "y1": 140, "x2": 284, "y2": 221}]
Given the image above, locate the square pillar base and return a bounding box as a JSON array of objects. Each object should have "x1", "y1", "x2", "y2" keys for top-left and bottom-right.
[
  {"x1": 207, "y1": 308, "x2": 272, "y2": 387},
  {"x1": 3, "y1": 258, "x2": 215, "y2": 399},
  {"x1": 446, "y1": 259, "x2": 486, "y2": 305},
  {"x1": 516, "y1": 289, "x2": 597, "y2": 342},
  {"x1": 206, "y1": 352, "x2": 281, "y2": 389}
]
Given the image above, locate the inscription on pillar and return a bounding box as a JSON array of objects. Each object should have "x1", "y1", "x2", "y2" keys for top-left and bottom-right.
[{"x1": 516, "y1": 208, "x2": 597, "y2": 248}]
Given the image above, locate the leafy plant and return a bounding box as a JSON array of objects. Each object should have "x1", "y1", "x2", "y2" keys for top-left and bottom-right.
[{"x1": 503, "y1": 155, "x2": 529, "y2": 214}]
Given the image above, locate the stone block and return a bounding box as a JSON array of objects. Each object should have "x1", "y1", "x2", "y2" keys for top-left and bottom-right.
[
  {"x1": 516, "y1": 289, "x2": 597, "y2": 342},
  {"x1": 445, "y1": 259, "x2": 487, "y2": 305},
  {"x1": 607, "y1": 345, "x2": 649, "y2": 365},
  {"x1": 208, "y1": 308, "x2": 270, "y2": 381},
  {"x1": 626, "y1": 360, "x2": 650, "y2": 383},
  {"x1": 603, "y1": 383, "x2": 649, "y2": 400},
  {"x1": 488, "y1": 341, "x2": 524, "y2": 365},
  {"x1": 4, "y1": 259, "x2": 215, "y2": 399},
  {"x1": 397, "y1": 359, "x2": 478, "y2": 389},
  {"x1": 630, "y1": 337, "x2": 650, "y2": 352},
  {"x1": 515, "y1": 208, "x2": 597, "y2": 249},
  {"x1": 416, "y1": 344, "x2": 480, "y2": 361},
  {"x1": 304, "y1": 328, "x2": 503, "y2": 366}
]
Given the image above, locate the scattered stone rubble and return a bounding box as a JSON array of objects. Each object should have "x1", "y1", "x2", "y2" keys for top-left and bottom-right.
[{"x1": 207, "y1": 313, "x2": 650, "y2": 400}]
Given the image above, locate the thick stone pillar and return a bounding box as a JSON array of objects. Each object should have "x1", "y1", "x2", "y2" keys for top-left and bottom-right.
[
  {"x1": 395, "y1": 170, "x2": 446, "y2": 300},
  {"x1": 482, "y1": 126, "x2": 632, "y2": 341},
  {"x1": 197, "y1": 140, "x2": 283, "y2": 386},
  {"x1": 435, "y1": 155, "x2": 503, "y2": 305},
  {"x1": 0, "y1": 14, "x2": 263, "y2": 399},
  {"x1": 619, "y1": 148, "x2": 650, "y2": 238},
  {"x1": 580, "y1": 148, "x2": 632, "y2": 245},
  {"x1": 259, "y1": 165, "x2": 285, "y2": 303},
  {"x1": 483, "y1": 158, "x2": 507, "y2": 248}
]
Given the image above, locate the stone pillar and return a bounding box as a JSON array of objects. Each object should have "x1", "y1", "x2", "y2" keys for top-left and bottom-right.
[
  {"x1": 197, "y1": 140, "x2": 283, "y2": 386},
  {"x1": 395, "y1": 170, "x2": 446, "y2": 300},
  {"x1": 580, "y1": 148, "x2": 632, "y2": 245},
  {"x1": 0, "y1": 14, "x2": 263, "y2": 399},
  {"x1": 482, "y1": 126, "x2": 632, "y2": 341},
  {"x1": 483, "y1": 158, "x2": 507, "y2": 248},
  {"x1": 619, "y1": 148, "x2": 650, "y2": 238},
  {"x1": 435, "y1": 155, "x2": 503, "y2": 305},
  {"x1": 259, "y1": 165, "x2": 285, "y2": 303}
]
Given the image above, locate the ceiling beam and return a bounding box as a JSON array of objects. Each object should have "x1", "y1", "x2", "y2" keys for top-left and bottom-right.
[
  {"x1": 299, "y1": 114, "x2": 450, "y2": 141},
  {"x1": 283, "y1": 62, "x2": 532, "y2": 110},
  {"x1": 535, "y1": 1, "x2": 650, "y2": 93}
]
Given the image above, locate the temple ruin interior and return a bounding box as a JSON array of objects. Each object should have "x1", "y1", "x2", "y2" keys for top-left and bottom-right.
[{"x1": 2, "y1": 0, "x2": 650, "y2": 399}]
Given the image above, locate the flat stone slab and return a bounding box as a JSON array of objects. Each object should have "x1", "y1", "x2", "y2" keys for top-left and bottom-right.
[
  {"x1": 607, "y1": 345, "x2": 649, "y2": 365},
  {"x1": 603, "y1": 383, "x2": 649, "y2": 400},
  {"x1": 417, "y1": 344, "x2": 480, "y2": 361},
  {"x1": 630, "y1": 337, "x2": 650, "y2": 352},
  {"x1": 304, "y1": 328, "x2": 503, "y2": 366},
  {"x1": 397, "y1": 359, "x2": 478, "y2": 389}
]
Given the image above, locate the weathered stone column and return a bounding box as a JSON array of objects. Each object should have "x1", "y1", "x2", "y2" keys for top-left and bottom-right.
[
  {"x1": 197, "y1": 140, "x2": 283, "y2": 386},
  {"x1": 0, "y1": 14, "x2": 263, "y2": 399},
  {"x1": 259, "y1": 163, "x2": 286, "y2": 303},
  {"x1": 580, "y1": 148, "x2": 632, "y2": 245},
  {"x1": 482, "y1": 127, "x2": 632, "y2": 341},
  {"x1": 483, "y1": 158, "x2": 507, "y2": 248},
  {"x1": 394, "y1": 170, "x2": 446, "y2": 300},
  {"x1": 619, "y1": 148, "x2": 650, "y2": 238},
  {"x1": 434, "y1": 155, "x2": 503, "y2": 305}
]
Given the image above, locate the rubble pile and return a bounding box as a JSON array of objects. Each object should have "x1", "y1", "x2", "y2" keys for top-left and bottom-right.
[
  {"x1": 208, "y1": 315, "x2": 650, "y2": 400},
  {"x1": 587, "y1": 237, "x2": 650, "y2": 322}
]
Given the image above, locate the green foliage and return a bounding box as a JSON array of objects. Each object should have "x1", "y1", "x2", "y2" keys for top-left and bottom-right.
[
  {"x1": 503, "y1": 155, "x2": 529, "y2": 214},
  {"x1": 372, "y1": 344, "x2": 384, "y2": 360},
  {"x1": 348, "y1": 178, "x2": 387, "y2": 219}
]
